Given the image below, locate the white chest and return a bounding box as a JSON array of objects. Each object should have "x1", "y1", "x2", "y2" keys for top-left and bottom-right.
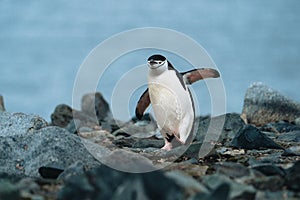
[{"x1": 148, "y1": 70, "x2": 194, "y2": 130}]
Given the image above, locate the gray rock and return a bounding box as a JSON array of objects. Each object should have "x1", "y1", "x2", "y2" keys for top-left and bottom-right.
[
  {"x1": 277, "y1": 131, "x2": 300, "y2": 142},
  {"x1": 65, "y1": 119, "x2": 81, "y2": 134},
  {"x1": 0, "y1": 112, "x2": 48, "y2": 137},
  {"x1": 195, "y1": 113, "x2": 244, "y2": 146},
  {"x1": 285, "y1": 160, "x2": 300, "y2": 191},
  {"x1": 242, "y1": 82, "x2": 300, "y2": 126},
  {"x1": 112, "y1": 121, "x2": 157, "y2": 138},
  {"x1": 202, "y1": 174, "x2": 256, "y2": 200},
  {"x1": 260, "y1": 121, "x2": 300, "y2": 133},
  {"x1": 231, "y1": 124, "x2": 284, "y2": 150},
  {"x1": 81, "y1": 92, "x2": 111, "y2": 121},
  {"x1": 165, "y1": 171, "x2": 209, "y2": 195},
  {"x1": 50, "y1": 104, "x2": 74, "y2": 127},
  {"x1": 113, "y1": 136, "x2": 164, "y2": 149},
  {"x1": 283, "y1": 146, "x2": 300, "y2": 156},
  {"x1": 0, "y1": 113, "x2": 100, "y2": 177},
  {"x1": 251, "y1": 175, "x2": 285, "y2": 191},
  {"x1": 58, "y1": 161, "x2": 85, "y2": 181},
  {"x1": 192, "y1": 183, "x2": 230, "y2": 200},
  {"x1": 100, "y1": 149, "x2": 156, "y2": 173},
  {"x1": 58, "y1": 165, "x2": 184, "y2": 200},
  {"x1": 250, "y1": 163, "x2": 286, "y2": 177},
  {"x1": 296, "y1": 117, "x2": 300, "y2": 127},
  {"x1": 0, "y1": 180, "x2": 20, "y2": 200},
  {"x1": 51, "y1": 104, "x2": 98, "y2": 129},
  {"x1": 214, "y1": 162, "x2": 250, "y2": 178},
  {"x1": 0, "y1": 95, "x2": 5, "y2": 112}
]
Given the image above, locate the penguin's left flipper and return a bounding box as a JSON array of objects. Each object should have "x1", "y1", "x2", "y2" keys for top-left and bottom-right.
[
  {"x1": 182, "y1": 68, "x2": 220, "y2": 85},
  {"x1": 135, "y1": 88, "x2": 151, "y2": 120}
]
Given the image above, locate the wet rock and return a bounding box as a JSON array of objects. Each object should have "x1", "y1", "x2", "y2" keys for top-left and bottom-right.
[
  {"x1": 0, "y1": 95, "x2": 5, "y2": 112},
  {"x1": 231, "y1": 124, "x2": 284, "y2": 150},
  {"x1": 201, "y1": 174, "x2": 256, "y2": 200},
  {"x1": 0, "y1": 114, "x2": 100, "y2": 177},
  {"x1": 81, "y1": 92, "x2": 111, "y2": 121},
  {"x1": 0, "y1": 112, "x2": 48, "y2": 137},
  {"x1": 285, "y1": 160, "x2": 300, "y2": 191},
  {"x1": 58, "y1": 165, "x2": 184, "y2": 200},
  {"x1": 242, "y1": 82, "x2": 300, "y2": 126}
]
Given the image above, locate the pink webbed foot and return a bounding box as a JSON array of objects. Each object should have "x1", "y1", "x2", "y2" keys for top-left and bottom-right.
[{"x1": 161, "y1": 141, "x2": 173, "y2": 151}]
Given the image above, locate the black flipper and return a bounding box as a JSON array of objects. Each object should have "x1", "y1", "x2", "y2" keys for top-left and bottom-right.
[
  {"x1": 135, "y1": 88, "x2": 151, "y2": 120},
  {"x1": 181, "y1": 68, "x2": 220, "y2": 84}
]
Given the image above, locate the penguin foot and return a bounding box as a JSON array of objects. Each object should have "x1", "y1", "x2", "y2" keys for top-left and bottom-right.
[{"x1": 161, "y1": 142, "x2": 173, "y2": 151}]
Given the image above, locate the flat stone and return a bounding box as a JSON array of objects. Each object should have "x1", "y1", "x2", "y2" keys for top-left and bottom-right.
[{"x1": 242, "y1": 82, "x2": 300, "y2": 126}]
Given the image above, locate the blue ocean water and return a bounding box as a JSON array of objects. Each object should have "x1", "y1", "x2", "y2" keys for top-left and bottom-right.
[{"x1": 0, "y1": 0, "x2": 299, "y2": 121}]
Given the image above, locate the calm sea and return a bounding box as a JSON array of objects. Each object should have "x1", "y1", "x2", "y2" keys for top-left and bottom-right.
[{"x1": 0, "y1": 0, "x2": 299, "y2": 121}]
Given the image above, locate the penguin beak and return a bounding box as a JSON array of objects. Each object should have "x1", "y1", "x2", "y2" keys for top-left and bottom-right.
[{"x1": 148, "y1": 60, "x2": 156, "y2": 65}]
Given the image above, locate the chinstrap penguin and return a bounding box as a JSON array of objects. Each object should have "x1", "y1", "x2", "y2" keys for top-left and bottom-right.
[{"x1": 136, "y1": 54, "x2": 220, "y2": 150}]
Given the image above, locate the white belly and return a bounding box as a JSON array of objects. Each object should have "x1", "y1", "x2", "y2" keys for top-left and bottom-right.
[{"x1": 148, "y1": 70, "x2": 194, "y2": 141}]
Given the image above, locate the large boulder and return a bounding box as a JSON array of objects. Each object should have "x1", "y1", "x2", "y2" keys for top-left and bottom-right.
[
  {"x1": 242, "y1": 82, "x2": 300, "y2": 126},
  {"x1": 0, "y1": 112, "x2": 100, "y2": 178}
]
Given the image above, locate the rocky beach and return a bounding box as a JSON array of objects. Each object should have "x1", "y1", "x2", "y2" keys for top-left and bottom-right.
[{"x1": 1, "y1": 82, "x2": 300, "y2": 200}]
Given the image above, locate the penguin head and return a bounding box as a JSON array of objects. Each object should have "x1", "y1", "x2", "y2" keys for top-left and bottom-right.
[{"x1": 147, "y1": 54, "x2": 167, "y2": 69}]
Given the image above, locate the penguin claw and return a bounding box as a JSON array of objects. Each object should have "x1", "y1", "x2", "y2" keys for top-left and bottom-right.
[{"x1": 161, "y1": 142, "x2": 173, "y2": 151}]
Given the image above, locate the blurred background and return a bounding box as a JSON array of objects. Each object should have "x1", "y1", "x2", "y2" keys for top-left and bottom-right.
[{"x1": 0, "y1": 0, "x2": 299, "y2": 121}]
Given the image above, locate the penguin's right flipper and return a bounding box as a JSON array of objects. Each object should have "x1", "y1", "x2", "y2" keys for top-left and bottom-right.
[
  {"x1": 182, "y1": 68, "x2": 220, "y2": 85},
  {"x1": 135, "y1": 88, "x2": 151, "y2": 120}
]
